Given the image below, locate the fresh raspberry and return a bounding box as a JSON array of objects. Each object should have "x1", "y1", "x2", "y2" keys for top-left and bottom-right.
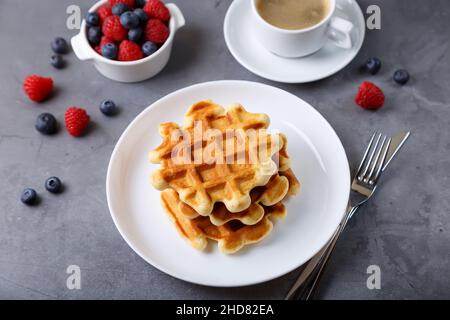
[
  {"x1": 355, "y1": 81, "x2": 385, "y2": 110},
  {"x1": 97, "y1": 4, "x2": 112, "y2": 25},
  {"x1": 143, "y1": 0, "x2": 170, "y2": 22},
  {"x1": 118, "y1": 40, "x2": 144, "y2": 61},
  {"x1": 23, "y1": 75, "x2": 53, "y2": 103},
  {"x1": 102, "y1": 16, "x2": 128, "y2": 42},
  {"x1": 65, "y1": 107, "x2": 90, "y2": 137},
  {"x1": 145, "y1": 19, "x2": 169, "y2": 44},
  {"x1": 109, "y1": 0, "x2": 135, "y2": 9},
  {"x1": 96, "y1": 36, "x2": 114, "y2": 54}
]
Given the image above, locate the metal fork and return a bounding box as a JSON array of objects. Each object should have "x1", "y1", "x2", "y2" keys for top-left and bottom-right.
[{"x1": 286, "y1": 132, "x2": 394, "y2": 300}]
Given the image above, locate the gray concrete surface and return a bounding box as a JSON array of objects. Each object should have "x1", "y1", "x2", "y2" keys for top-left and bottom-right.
[{"x1": 0, "y1": 0, "x2": 449, "y2": 299}]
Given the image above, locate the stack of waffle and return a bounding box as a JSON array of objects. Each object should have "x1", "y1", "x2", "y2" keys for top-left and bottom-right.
[{"x1": 149, "y1": 100, "x2": 300, "y2": 254}]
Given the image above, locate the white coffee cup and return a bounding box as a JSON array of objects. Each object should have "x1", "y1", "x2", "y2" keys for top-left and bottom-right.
[{"x1": 252, "y1": 0, "x2": 354, "y2": 58}]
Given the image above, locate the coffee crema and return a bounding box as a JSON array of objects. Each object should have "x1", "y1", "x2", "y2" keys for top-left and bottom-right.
[{"x1": 256, "y1": 0, "x2": 331, "y2": 30}]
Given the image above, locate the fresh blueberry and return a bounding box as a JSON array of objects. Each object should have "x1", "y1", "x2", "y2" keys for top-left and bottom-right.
[
  {"x1": 128, "y1": 27, "x2": 143, "y2": 42},
  {"x1": 50, "y1": 54, "x2": 65, "y2": 69},
  {"x1": 45, "y1": 177, "x2": 63, "y2": 194},
  {"x1": 120, "y1": 11, "x2": 140, "y2": 29},
  {"x1": 21, "y1": 188, "x2": 37, "y2": 205},
  {"x1": 100, "y1": 99, "x2": 118, "y2": 116},
  {"x1": 142, "y1": 41, "x2": 158, "y2": 56},
  {"x1": 134, "y1": 8, "x2": 148, "y2": 24},
  {"x1": 86, "y1": 12, "x2": 100, "y2": 26},
  {"x1": 393, "y1": 69, "x2": 410, "y2": 85},
  {"x1": 364, "y1": 57, "x2": 382, "y2": 75},
  {"x1": 51, "y1": 37, "x2": 69, "y2": 54},
  {"x1": 87, "y1": 26, "x2": 102, "y2": 45},
  {"x1": 35, "y1": 113, "x2": 57, "y2": 135},
  {"x1": 135, "y1": 0, "x2": 146, "y2": 8},
  {"x1": 112, "y1": 3, "x2": 130, "y2": 16},
  {"x1": 102, "y1": 43, "x2": 118, "y2": 59}
]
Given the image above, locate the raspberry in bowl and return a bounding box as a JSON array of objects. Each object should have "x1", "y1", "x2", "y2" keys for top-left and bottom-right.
[{"x1": 71, "y1": 0, "x2": 185, "y2": 82}]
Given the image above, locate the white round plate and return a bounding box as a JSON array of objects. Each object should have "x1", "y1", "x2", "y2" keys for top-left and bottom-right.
[
  {"x1": 224, "y1": 0, "x2": 365, "y2": 83},
  {"x1": 106, "y1": 81, "x2": 350, "y2": 287}
]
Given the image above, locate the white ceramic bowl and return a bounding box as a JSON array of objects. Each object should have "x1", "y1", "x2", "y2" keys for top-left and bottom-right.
[{"x1": 71, "y1": 1, "x2": 185, "y2": 82}]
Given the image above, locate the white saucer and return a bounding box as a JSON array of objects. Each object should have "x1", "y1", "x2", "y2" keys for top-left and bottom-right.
[
  {"x1": 224, "y1": 0, "x2": 365, "y2": 83},
  {"x1": 106, "y1": 81, "x2": 350, "y2": 287}
]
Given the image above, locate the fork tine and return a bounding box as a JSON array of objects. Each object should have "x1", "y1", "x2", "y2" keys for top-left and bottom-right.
[
  {"x1": 355, "y1": 132, "x2": 376, "y2": 180},
  {"x1": 370, "y1": 137, "x2": 391, "y2": 185},
  {"x1": 365, "y1": 135, "x2": 387, "y2": 182},
  {"x1": 359, "y1": 133, "x2": 381, "y2": 180}
]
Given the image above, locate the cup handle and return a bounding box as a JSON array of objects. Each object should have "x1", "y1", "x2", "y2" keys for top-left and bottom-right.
[
  {"x1": 71, "y1": 32, "x2": 94, "y2": 61},
  {"x1": 166, "y1": 3, "x2": 186, "y2": 30},
  {"x1": 327, "y1": 16, "x2": 353, "y2": 49}
]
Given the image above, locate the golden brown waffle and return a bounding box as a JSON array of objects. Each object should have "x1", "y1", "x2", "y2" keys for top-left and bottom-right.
[
  {"x1": 175, "y1": 134, "x2": 296, "y2": 225},
  {"x1": 161, "y1": 189, "x2": 287, "y2": 254},
  {"x1": 149, "y1": 100, "x2": 271, "y2": 163},
  {"x1": 160, "y1": 169, "x2": 300, "y2": 254},
  {"x1": 149, "y1": 101, "x2": 284, "y2": 215},
  {"x1": 278, "y1": 133, "x2": 291, "y2": 172},
  {"x1": 178, "y1": 169, "x2": 299, "y2": 226}
]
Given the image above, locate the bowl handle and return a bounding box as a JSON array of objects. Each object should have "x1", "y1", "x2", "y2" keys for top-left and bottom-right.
[
  {"x1": 167, "y1": 3, "x2": 186, "y2": 30},
  {"x1": 71, "y1": 32, "x2": 94, "y2": 61}
]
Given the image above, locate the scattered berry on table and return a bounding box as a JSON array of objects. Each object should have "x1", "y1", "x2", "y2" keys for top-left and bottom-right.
[
  {"x1": 364, "y1": 57, "x2": 381, "y2": 75},
  {"x1": 65, "y1": 107, "x2": 91, "y2": 137},
  {"x1": 109, "y1": 0, "x2": 135, "y2": 9},
  {"x1": 393, "y1": 69, "x2": 410, "y2": 85},
  {"x1": 51, "y1": 37, "x2": 69, "y2": 54},
  {"x1": 35, "y1": 113, "x2": 58, "y2": 135},
  {"x1": 142, "y1": 41, "x2": 158, "y2": 56},
  {"x1": 45, "y1": 177, "x2": 63, "y2": 194},
  {"x1": 120, "y1": 11, "x2": 140, "y2": 29},
  {"x1": 355, "y1": 81, "x2": 385, "y2": 110},
  {"x1": 100, "y1": 99, "x2": 118, "y2": 116},
  {"x1": 134, "y1": 8, "x2": 148, "y2": 23},
  {"x1": 144, "y1": 0, "x2": 171, "y2": 22},
  {"x1": 112, "y1": 3, "x2": 130, "y2": 16},
  {"x1": 128, "y1": 27, "x2": 143, "y2": 42},
  {"x1": 118, "y1": 40, "x2": 144, "y2": 61},
  {"x1": 86, "y1": 12, "x2": 100, "y2": 26},
  {"x1": 97, "y1": 4, "x2": 113, "y2": 25},
  {"x1": 88, "y1": 26, "x2": 102, "y2": 45},
  {"x1": 50, "y1": 54, "x2": 65, "y2": 69},
  {"x1": 102, "y1": 43, "x2": 118, "y2": 59},
  {"x1": 21, "y1": 188, "x2": 38, "y2": 205},
  {"x1": 145, "y1": 19, "x2": 169, "y2": 44},
  {"x1": 135, "y1": 0, "x2": 146, "y2": 8},
  {"x1": 23, "y1": 75, "x2": 53, "y2": 103},
  {"x1": 102, "y1": 16, "x2": 128, "y2": 42}
]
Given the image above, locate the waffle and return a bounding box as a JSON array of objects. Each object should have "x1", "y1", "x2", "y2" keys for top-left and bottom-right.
[
  {"x1": 149, "y1": 101, "x2": 284, "y2": 215},
  {"x1": 150, "y1": 100, "x2": 301, "y2": 254},
  {"x1": 176, "y1": 134, "x2": 296, "y2": 225},
  {"x1": 160, "y1": 169, "x2": 300, "y2": 254},
  {"x1": 179, "y1": 169, "x2": 299, "y2": 226},
  {"x1": 161, "y1": 188, "x2": 287, "y2": 254}
]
